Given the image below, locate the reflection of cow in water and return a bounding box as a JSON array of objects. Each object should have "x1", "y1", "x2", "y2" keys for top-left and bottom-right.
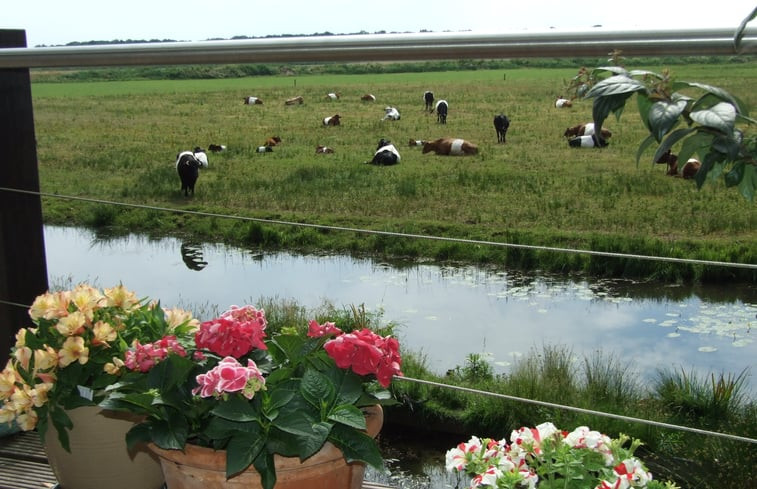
[{"x1": 180, "y1": 242, "x2": 208, "y2": 271}]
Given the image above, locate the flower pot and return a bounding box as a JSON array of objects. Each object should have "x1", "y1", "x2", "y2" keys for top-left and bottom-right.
[
  {"x1": 150, "y1": 405, "x2": 384, "y2": 489},
  {"x1": 43, "y1": 405, "x2": 165, "y2": 489}
]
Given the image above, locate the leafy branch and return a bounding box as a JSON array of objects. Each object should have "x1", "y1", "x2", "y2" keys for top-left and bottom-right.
[{"x1": 566, "y1": 11, "x2": 757, "y2": 201}]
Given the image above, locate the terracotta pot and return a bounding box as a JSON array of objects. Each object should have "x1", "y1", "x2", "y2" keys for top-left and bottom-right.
[
  {"x1": 43, "y1": 405, "x2": 165, "y2": 489},
  {"x1": 150, "y1": 405, "x2": 384, "y2": 489}
]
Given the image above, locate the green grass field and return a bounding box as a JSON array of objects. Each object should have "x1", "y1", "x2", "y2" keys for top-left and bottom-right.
[{"x1": 31, "y1": 64, "x2": 756, "y2": 282}]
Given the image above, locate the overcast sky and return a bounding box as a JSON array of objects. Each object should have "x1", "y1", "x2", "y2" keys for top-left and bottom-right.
[{"x1": 4, "y1": 1, "x2": 756, "y2": 47}]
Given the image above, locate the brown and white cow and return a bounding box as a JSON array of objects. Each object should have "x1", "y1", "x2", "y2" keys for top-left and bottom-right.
[
  {"x1": 657, "y1": 150, "x2": 702, "y2": 179},
  {"x1": 285, "y1": 95, "x2": 304, "y2": 105},
  {"x1": 326, "y1": 92, "x2": 341, "y2": 100},
  {"x1": 316, "y1": 145, "x2": 335, "y2": 154},
  {"x1": 265, "y1": 136, "x2": 282, "y2": 147},
  {"x1": 555, "y1": 96, "x2": 573, "y2": 108},
  {"x1": 361, "y1": 94, "x2": 377, "y2": 101},
  {"x1": 422, "y1": 138, "x2": 478, "y2": 156},
  {"x1": 243, "y1": 96, "x2": 263, "y2": 105},
  {"x1": 323, "y1": 114, "x2": 341, "y2": 126},
  {"x1": 564, "y1": 122, "x2": 612, "y2": 139}
]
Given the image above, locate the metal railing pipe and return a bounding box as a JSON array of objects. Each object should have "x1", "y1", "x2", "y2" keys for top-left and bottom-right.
[{"x1": 0, "y1": 28, "x2": 755, "y2": 68}]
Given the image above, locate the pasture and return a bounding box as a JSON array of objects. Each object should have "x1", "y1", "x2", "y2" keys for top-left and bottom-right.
[{"x1": 30, "y1": 65, "x2": 756, "y2": 281}]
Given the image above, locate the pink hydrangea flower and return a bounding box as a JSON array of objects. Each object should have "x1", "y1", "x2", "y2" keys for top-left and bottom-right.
[
  {"x1": 193, "y1": 356, "x2": 266, "y2": 399},
  {"x1": 323, "y1": 328, "x2": 402, "y2": 388}
]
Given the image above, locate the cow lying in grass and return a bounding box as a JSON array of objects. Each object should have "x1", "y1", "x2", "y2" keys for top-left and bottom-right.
[
  {"x1": 368, "y1": 139, "x2": 401, "y2": 165},
  {"x1": 323, "y1": 114, "x2": 341, "y2": 126},
  {"x1": 316, "y1": 145, "x2": 335, "y2": 154},
  {"x1": 422, "y1": 138, "x2": 478, "y2": 156},
  {"x1": 382, "y1": 106, "x2": 401, "y2": 121},
  {"x1": 555, "y1": 96, "x2": 573, "y2": 108},
  {"x1": 265, "y1": 136, "x2": 282, "y2": 147},
  {"x1": 285, "y1": 96, "x2": 304, "y2": 105},
  {"x1": 568, "y1": 134, "x2": 608, "y2": 148},
  {"x1": 656, "y1": 150, "x2": 702, "y2": 179},
  {"x1": 564, "y1": 122, "x2": 612, "y2": 139},
  {"x1": 243, "y1": 96, "x2": 263, "y2": 105},
  {"x1": 361, "y1": 93, "x2": 376, "y2": 101}
]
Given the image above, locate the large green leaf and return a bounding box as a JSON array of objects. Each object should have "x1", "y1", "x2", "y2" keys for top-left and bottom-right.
[
  {"x1": 584, "y1": 75, "x2": 646, "y2": 98},
  {"x1": 327, "y1": 404, "x2": 366, "y2": 430},
  {"x1": 689, "y1": 102, "x2": 736, "y2": 134},
  {"x1": 679, "y1": 131, "x2": 716, "y2": 164},
  {"x1": 635, "y1": 134, "x2": 658, "y2": 166},
  {"x1": 149, "y1": 414, "x2": 189, "y2": 449},
  {"x1": 225, "y1": 431, "x2": 266, "y2": 478},
  {"x1": 328, "y1": 423, "x2": 384, "y2": 469},
  {"x1": 592, "y1": 92, "x2": 634, "y2": 132},
  {"x1": 125, "y1": 423, "x2": 151, "y2": 451},
  {"x1": 734, "y1": 6, "x2": 757, "y2": 50},
  {"x1": 211, "y1": 394, "x2": 260, "y2": 422},
  {"x1": 648, "y1": 99, "x2": 687, "y2": 142},
  {"x1": 301, "y1": 369, "x2": 336, "y2": 409},
  {"x1": 146, "y1": 354, "x2": 195, "y2": 391},
  {"x1": 272, "y1": 415, "x2": 331, "y2": 459},
  {"x1": 252, "y1": 451, "x2": 276, "y2": 489},
  {"x1": 737, "y1": 163, "x2": 756, "y2": 201}
]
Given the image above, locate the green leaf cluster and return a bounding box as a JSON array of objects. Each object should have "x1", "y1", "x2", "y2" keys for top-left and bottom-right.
[
  {"x1": 101, "y1": 326, "x2": 395, "y2": 489},
  {"x1": 570, "y1": 63, "x2": 756, "y2": 201}
]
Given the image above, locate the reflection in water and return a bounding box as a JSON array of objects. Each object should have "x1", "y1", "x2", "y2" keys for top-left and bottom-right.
[
  {"x1": 180, "y1": 242, "x2": 208, "y2": 271},
  {"x1": 43, "y1": 226, "x2": 756, "y2": 397}
]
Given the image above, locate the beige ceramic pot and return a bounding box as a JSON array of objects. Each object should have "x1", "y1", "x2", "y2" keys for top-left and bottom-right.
[
  {"x1": 150, "y1": 405, "x2": 384, "y2": 489},
  {"x1": 43, "y1": 405, "x2": 165, "y2": 489}
]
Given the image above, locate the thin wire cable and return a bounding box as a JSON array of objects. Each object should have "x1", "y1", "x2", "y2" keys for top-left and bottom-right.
[
  {"x1": 395, "y1": 376, "x2": 757, "y2": 445},
  {"x1": 2, "y1": 186, "x2": 755, "y2": 271}
]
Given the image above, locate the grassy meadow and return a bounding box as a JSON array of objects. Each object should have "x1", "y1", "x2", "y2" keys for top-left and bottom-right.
[{"x1": 31, "y1": 64, "x2": 757, "y2": 282}]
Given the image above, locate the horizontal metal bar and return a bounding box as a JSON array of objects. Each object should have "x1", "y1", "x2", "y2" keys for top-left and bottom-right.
[{"x1": 1, "y1": 28, "x2": 756, "y2": 68}]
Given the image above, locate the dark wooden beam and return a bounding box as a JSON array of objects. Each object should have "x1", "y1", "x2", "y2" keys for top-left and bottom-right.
[{"x1": 0, "y1": 30, "x2": 49, "y2": 365}]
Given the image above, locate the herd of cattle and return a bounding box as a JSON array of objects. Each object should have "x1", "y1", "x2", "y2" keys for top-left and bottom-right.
[{"x1": 175, "y1": 91, "x2": 698, "y2": 196}]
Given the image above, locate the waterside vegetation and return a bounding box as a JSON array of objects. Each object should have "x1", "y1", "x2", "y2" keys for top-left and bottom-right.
[{"x1": 237, "y1": 298, "x2": 756, "y2": 489}]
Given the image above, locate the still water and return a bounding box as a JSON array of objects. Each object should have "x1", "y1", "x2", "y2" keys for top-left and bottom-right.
[{"x1": 43, "y1": 225, "x2": 756, "y2": 395}]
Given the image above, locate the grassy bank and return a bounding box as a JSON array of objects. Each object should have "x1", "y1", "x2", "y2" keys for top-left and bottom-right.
[{"x1": 31, "y1": 64, "x2": 756, "y2": 282}]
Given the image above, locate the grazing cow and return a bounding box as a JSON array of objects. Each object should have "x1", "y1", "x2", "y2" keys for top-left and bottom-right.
[
  {"x1": 568, "y1": 134, "x2": 608, "y2": 148},
  {"x1": 208, "y1": 144, "x2": 226, "y2": 152},
  {"x1": 265, "y1": 136, "x2": 282, "y2": 147},
  {"x1": 382, "y1": 106, "x2": 401, "y2": 121},
  {"x1": 316, "y1": 145, "x2": 335, "y2": 154},
  {"x1": 285, "y1": 95, "x2": 304, "y2": 105},
  {"x1": 493, "y1": 114, "x2": 510, "y2": 143},
  {"x1": 422, "y1": 138, "x2": 478, "y2": 156},
  {"x1": 243, "y1": 96, "x2": 263, "y2": 105},
  {"x1": 424, "y1": 91, "x2": 434, "y2": 111},
  {"x1": 408, "y1": 139, "x2": 426, "y2": 147},
  {"x1": 434, "y1": 100, "x2": 448, "y2": 124},
  {"x1": 256, "y1": 145, "x2": 273, "y2": 153},
  {"x1": 326, "y1": 92, "x2": 341, "y2": 100},
  {"x1": 323, "y1": 114, "x2": 341, "y2": 126},
  {"x1": 657, "y1": 151, "x2": 701, "y2": 179},
  {"x1": 175, "y1": 151, "x2": 202, "y2": 196},
  {"x1": 361, "y1": 93, "x2": 377, "y2": 101},
  {"x1": 555, "y1": 96, "x2": 573, "y2": 108},
  {"x1": 369, "y1": 139, "x2": 401, "y2": 165},
  {"x1": 564, "y1": 122, "x2": 612, "y2": 139}
]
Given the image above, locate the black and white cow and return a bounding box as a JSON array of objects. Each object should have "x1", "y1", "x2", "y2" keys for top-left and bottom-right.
[
  {"x1": 176, "y1": 151, "x2": 202, "y2": 196},
  {"x1": 382, "y1": 107, "x2": 401, "y2": 121},
  {"x1": 368, "y1": 139, "x2": 401, "y2": 165},
  {"x1": 493, "y1": 114, "x2": 510, "y2": 143},
  {"x1": 424, "y1": 91, "x2": 434, "y2": 111},
  {"x1": 434, "y1": 100, "x2": 448, "y2": 124},
  {"x1": 568, "y1": 134, "x2": 609, "y2": 148}
]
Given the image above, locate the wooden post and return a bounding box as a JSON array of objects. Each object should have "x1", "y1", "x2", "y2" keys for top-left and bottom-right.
[{"x1": 0, "y1": 30, "x2": 49, "y2": 365}]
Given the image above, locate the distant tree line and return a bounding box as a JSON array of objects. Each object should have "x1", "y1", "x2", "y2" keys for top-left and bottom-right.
[{"x1": 29, "y1": 55, "x2": 752, "y2": 83}]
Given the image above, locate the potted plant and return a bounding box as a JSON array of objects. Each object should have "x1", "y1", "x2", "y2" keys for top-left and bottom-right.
[
  {"x1": 99, "y1": 303, "x2": 403, "y2": 489},
  {"x1": 0, "y1": 283, "x2": 199, "y2": 489},
  {"x1": 445, "y1": 422, "x2": 679, "y2": 489}
]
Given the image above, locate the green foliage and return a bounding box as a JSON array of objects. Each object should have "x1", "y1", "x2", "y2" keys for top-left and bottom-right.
[{"x1": 568, "y1": 59, "x2": 757, "y2": 201}]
